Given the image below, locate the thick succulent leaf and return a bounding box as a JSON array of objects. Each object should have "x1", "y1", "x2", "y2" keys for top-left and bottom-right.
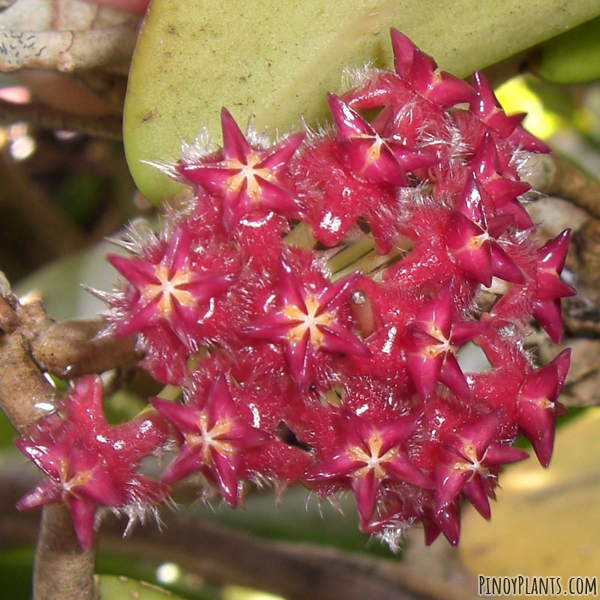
[
  {"x1": 97, "y1": 574, "x2": 187, "y2": 600},
  {"x1": 537, "y1": 16, "x2": 600, "y2": 83},
  {"x1": 124, "y1": 0, "x2": 600, "y2": 204}
]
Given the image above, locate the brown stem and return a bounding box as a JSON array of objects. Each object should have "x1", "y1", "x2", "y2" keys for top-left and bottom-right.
[
  {"x1": 26, "y1": 318, "x2": 142, "y2": 379},
  {"x1": 536, "y1": 153, "x2": 600, "y2": 219},
  {"x1": 0, "y1": 99, "x2": 123, "y2": 140},
  {"x1": 33, "y1": 504, "x2": 98, "y2": 600},
  {"x1": 0, "y1": 295, "x2": 99, "y2": 599}
]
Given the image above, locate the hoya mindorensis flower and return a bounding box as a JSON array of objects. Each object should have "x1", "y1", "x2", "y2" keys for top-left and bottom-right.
[{"x1": 18, "y1": 30, "x2": 574, "y2": 550}]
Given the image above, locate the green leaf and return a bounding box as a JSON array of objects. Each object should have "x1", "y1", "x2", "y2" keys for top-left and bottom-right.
[
  {"x1": 537, "y1": 16, "x2": 600, "y2": 83},
  {"x1": 124, "y1": 0, "x2": 600, "y2": 204},
  {"x1": 96, "y1": 574, "x2": 187, "y2": 600},
  {"x1": 190, "y1": 485, "x2": 397, "y2": 558}
]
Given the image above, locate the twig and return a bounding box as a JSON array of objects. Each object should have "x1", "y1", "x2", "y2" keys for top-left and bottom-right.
[
  {"x1": 533, "y1": 153, "x2": 600, "y2": 219},
  {"x1": 33, "y1": 504, "x2": 98, "y2": 600},
  {"x1": 0, "y1": 22, "x2": 138, "y2": 74},
  {"x1": 26, "y1": 317, "x2": 142, "y2": 379},
  {"x1": 0, "y1": 98, "x2": 123, "y2": 139},
  {"x1": 0, "y1": 294, "x2": 103, "y2": 600}
]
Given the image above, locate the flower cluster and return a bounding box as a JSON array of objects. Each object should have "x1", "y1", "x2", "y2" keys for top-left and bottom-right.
[{"x1": 17, "y1": 30, "x2": 574, "y2": 550}]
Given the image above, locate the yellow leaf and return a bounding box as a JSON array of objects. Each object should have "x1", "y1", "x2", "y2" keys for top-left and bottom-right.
[{"x1": 460, "y1": 409, "x2": 600, "y2": 595}]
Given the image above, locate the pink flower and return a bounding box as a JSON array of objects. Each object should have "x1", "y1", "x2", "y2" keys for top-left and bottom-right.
[
  {"x1": 244, "y1": 257, "x2": 368, "y2": 389},
  {"x1": 16, "y1": 376, "x2": 169, "y2": 550},
  {"x1": 178, "y1": 108, "x2": 304, "y2": 230},
  {"x1": 151, "y1": 375, "x2": 267, "y2": 506}
]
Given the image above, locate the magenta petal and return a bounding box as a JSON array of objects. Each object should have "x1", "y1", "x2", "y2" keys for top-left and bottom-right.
[
  {"x1": 319, "y1": 322, "x2": 369, "y2": 356},
  {"x1": 406, "y1": 353, "x2": 443, "y2": 400},
  {"x1": 490, "y1": 243, "x2": 524, "y2": 284},
  {"x1": 532, "y1": 299, "x2": 563, "y2": 343},
  {"x1": 440, "y1": 353, "x2": 471, "y2": 400},
  {"x1": 343, "y1": 139, "x2": 407, "y2": 185},
  {"x1": 161, "y1": 445, "x2": 203, "y2": 484},
  {"x1": 108, "y1": 254, "x2": 157, "y2": 290},
  {"x1": 179, "y1": 165, "x2": 237, "y2": 191},
  {"x1": 518, "y1": 399, "x2": 555, "y2": 467},
  {"x1": 305, "y1": 452, "x2": 361, "y2": 481},
  {"x1": 536, "y1": 272, "x2": 577, "y2": 301},
  {"x1": 390, "y1": 28, "x2": 416, "y2": 79},
  {"x1": 458, "y1": 411, "x2": 501, "y2": 454},
  {"x1": 432, "y1": 504, "x2": 461, "y2": 547},
  {"x1": 258, "y1": 132, "x2": 305, "y2": 172},
  {"x1": 351, "y1": 470, "x2": 380, "y2": 528},
  {"x1": 485, "y1": 178, "x2": 531, "y2": 207},
  {"x1": 221, "y1": 108, "x2": 251, "y2": 160},
  {"x1": 446, "y1": 215, "x2": 493, "y2": 285},
  {"x1": 317, "y1": 272, "x2": 361, "y2": 313},
  {"x1": 386, "y1": 454, "x2": 433, "y2": 489},
  {"x1": 183, "y1": 272, "x2": 234, "y2": 304},
  {"x1": 16, "y1": 481, "x2": 61, "y2": 511},
  {"x1": 254, "y1": 177, "x2": 301, "y2": 214},
  {"x1": 150, "y1": 397, "x2": 199, "y2": 433},
  {"x1": 211, "y1": 449, "x2": 240, "y2": 507},
  {"x1": 80, "y1": 469, "x2": 125, "y2": 507},
  {"x1": 67, "y1": 496, "x2": 97, "y2": 551},
  {"x1": 434, "y1": 463, "x2": 468, "y2": 512},
  {"x1": 496, "y1": 199, "x2": 535, "y2": 230},
  {"x1": 286, "y1": 330, "x2": 311, "y2": 390},
  {"x1": 460, "y1": 173, "x2": 488, "y2": 227},
  {"x1": 553, "y1": 348, "x2": 572, "y2": 387},
  {"x1": 243, "y1": 311, "x2": 298, "y2": 342},
  {"x1": 472, "y1": 131, "x2": 502, "y2": 179},
  {"x1": 507, "y1": 121, "x2": 552, "y2": 153},
  {"x1": 114, "y1": 297, "x2": 161, "y2": 336},
  {"x1": 451, "y1": 320, "x2": 486, "y2": 347},
  {"x1": 409, "y1": 47, "x2": 437, "y2": 93},
  {"x1": 464, "y1": 476, "x2": 491, "y2": 519},
  {"x1": 539, "y1": 229, "x2": 571, "y2": 272},
  {"x1": 328, "y1": 93, "x2": 374, "y2": 138},
  {"x1": 278, "y1": 258, "x2": 307, "y2": 310},
  {"x1": 484, "y1": 443, "x2": 529, "y2": 466},
  {"x1": 423, "y1": 518, "x2": 441, "y2": 546},
  {"x1": 427, "y1": 72, "x2": 476, "y2": 108}
]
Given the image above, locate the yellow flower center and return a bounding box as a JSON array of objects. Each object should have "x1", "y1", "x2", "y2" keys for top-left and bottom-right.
[
  {"x1": 284, "y1": 295, "x2": 335, "y2": 346},
  {"x1": 452, "y1": 442, "x2": 488, "y2": 477},
  {"x1": 143, "y1": 264, "x2": 195, "y2": 317},
  {"x1": 224, "y1": 153, "x2": 276, "y2": 200},
  {"x1": 423, "y1": 323, "x2": 455, "y2": 358},
  {"x1": 347, "y1": 431, "x2": 399, "y2": 480},
  {"x1": 186, "y1": 412, "x2": 234, "y2": 465}
]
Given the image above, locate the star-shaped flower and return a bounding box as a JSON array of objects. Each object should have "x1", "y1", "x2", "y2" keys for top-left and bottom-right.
[
  {"x1": 305, "y1": 411, "x2": 432, "y2": 528},
  {"x1": 434, "y1": 410, "x2": 528, "y2": 519},
  {"x1": 327, "y1": 93, "x2": 436, "y2": 185},
  {"x1": 403, "y1": 281, "x2": 486, "y2": 400},
  {"x1": 471, "y1": 132, "x2": 533, "y2": 230},
  {"x1": 517, "y1": 349, "x2": 571, "y2": 467},
  {"x1": 109, "y1": 225, "x2": 235, "y2": 350},
  {"x1": 446, "y1": 172, "x2": 524, "y2": 286},
  {"x1": 469, "y1": 71, "x2": 551, "y2": 153},
  {"x1": 243, "y1": 258, "x2": 369, "y2": 389},
  {"x1": 178, "y1": 108, "x2": 304, "y2": 230},
  {"x1": 532, "y1": 230, "x2": 576, "y2": 343},
  {"x1": 390, "y1": 28, "x2": 476, "y2": 109},
  {"x1": 151, "y1": 375, "x2": 267, "y2": 506},
  {"x1": 16, "y1": 376, "x2": 169, "y2": 549}
]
